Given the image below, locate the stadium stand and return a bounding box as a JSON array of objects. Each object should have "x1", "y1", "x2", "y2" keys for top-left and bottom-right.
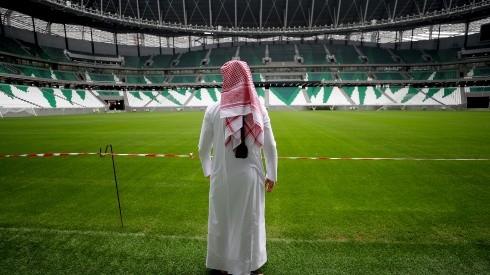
[
  {"x1": 0, "y1": 83, "x2": 106, "y2": 108},
  {"x1": 207, "y1": 47, "x2": 237, "y2": 67},
  {"x1": 39, "y1": 46, "x2": 69, "y2": 62},
  {"x1": 394, "y1": 49, "x2": 426, "y2": 64},
  {"x1": 175, "y1": 50, "x2": 208, "y2": 67},
  {"x1": 268, "y1": 44, "x2": 296, "y2": 63},
  {"x1": 325, "y1": 44, "x2": 362, "y2": 64},
  {"x1": 297, "y1": 44, "x2": 327, "y2": 64},
  {"x1": 151, "y1": 54, "x2": 176, "y2": 68},
  {"x1": 238, "y1": 45, "x2": 266, "y2": 65},
  {"x1": 124, "y1": 56, "x2": 150, "y2": 68},
  {"x1": 360, "y1": 46, "x2": 398, "y2": 64}
]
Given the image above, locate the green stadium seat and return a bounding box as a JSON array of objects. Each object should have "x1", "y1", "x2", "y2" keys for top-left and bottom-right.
[
  {"x1": 208, "y1": 47, "x2": 237, "y2": 67},
  {"x1": 175, "y1": 50, "x2": 207, "y2": 68},
  {"x1": 297, "y1": 44, "x2": 327, "y2": 64},
  {"x1": 238, "y1": 45, "x2": 266, "y2": 65},
  {"x1": 268, "y1": 44, "x2": 296, "y2": 63},
  {"x1": 269, "y1": 87, "x2": 304, "y2": 105}
]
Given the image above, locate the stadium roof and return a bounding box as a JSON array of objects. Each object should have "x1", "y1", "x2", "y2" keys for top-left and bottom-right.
[{"x1": 1, "y1": 0, "x2": 490, "y2": 37}]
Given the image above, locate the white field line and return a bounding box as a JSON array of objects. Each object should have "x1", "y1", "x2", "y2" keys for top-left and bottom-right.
[{"x1": 0, "y1": 227, "x2": 467, "y2": 245}]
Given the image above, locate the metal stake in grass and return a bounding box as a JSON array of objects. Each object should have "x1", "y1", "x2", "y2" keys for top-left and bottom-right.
[{"x1": 100, "y1": 144, "x2": 123, "y2": 228}]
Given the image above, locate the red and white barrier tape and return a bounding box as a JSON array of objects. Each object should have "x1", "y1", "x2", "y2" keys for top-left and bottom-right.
[{"x1": 0, "y1": 152, "x2": 489, "y2": 161}]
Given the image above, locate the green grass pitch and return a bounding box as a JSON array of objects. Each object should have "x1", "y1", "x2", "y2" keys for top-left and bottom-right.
[{"x1": 0, "y1": 111, "x2": 489, "y2": 274}]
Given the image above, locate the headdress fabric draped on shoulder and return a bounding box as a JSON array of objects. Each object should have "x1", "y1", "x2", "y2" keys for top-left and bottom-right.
[{"x1": 220, "y1": 60, "x2": 264, "y2": 150}]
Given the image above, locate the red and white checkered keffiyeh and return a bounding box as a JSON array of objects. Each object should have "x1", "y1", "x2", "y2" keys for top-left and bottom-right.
[{"x1": 220, "y1": 60, "x2": 264, "y2": 150}]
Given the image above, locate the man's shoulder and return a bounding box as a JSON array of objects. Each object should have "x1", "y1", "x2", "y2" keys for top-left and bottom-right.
[{"x1": 205, "y1": 102, "x2": 221, "y2": 116}]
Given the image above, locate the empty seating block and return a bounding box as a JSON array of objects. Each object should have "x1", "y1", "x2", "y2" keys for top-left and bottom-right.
[
  {"x1": 326, "y1": 44, "x2": 361, "y2": 64},
  {"x1": 425, "y1": 49, "x2": 459, "y2": 63},
  {"x1": 238, "y1": 45, "x2": 266, "y2": 65},
  {"x1": 410, "y1": 71, "x2": 434, "y2": 80},
  {"x1": 170, "y1": 75, "x2": 198, "y2": 83},
  {"x1": 375, "y1": 72, "x2": 405, "y2": 80},
  {"x1": 86, "y1": 72, "x2": 117, "y2": 83},
  {"x1": 0, "y1": 84, "x2": 37, "y2": 108},
  {"x1": 0, "y1": 37, "x2": 34, "y2": 57},
  {"x1": 337, "y1": 72, "x2": 368, "y2": 81},
  {"x1": 268, "y1": 44, "x2": 296, "y2": 62},
  {"x1": 269, "y1": 87, "x2": 306, "y2": 106},
  {"x1": 127, "y1": 91, "x2": 153, "y2": 107},
  {"x1": 187, "y1": 88, "x2": 219, "y2": 106},
  {"x1": 176, "y1": 51, "x2": 207, "y2": 68},
  {"x1": 308, "y1": 86, "x2": 352, "y2": 105},
  {"x1": 147, "y1": 90, "x2": 183, "y2": 107},
  {"x1": 54, "y1": 70, "x2": 79, "y2": 81},
  {"x1": 0, "y1": 83, "x2": 106, "y2": 108},
  {"x1": 434, "y1": 71, "x2": 457, "y2": 80},
  {"x1": 208, "y1": 47, "x2": 237, "y2": 67},
  {"x1": 15, "y1": 65, "x2": 53, "y2": 79},
  {"x1": 473, "y1": 67, "x2": 490, "y2": 77},
  {"x1": 152, "y1": 54, "x2": 176, "y2": 68},
  {"x1": 395, "y1": 49, "x2": 426, "y2": 64},
  {"x1": 469, "y1": 86, "x2": 490, "y2": 93},
  {"x1": 40, "y1": 46, "x2": 69, "y2": 62},
  {"x1": 343, "y1": 86, "x2": 391, "y2": 105},
  {"x1": 203, "y1": 74, "x2": 223, "y2": 83},
  {"x1": 361, "y1": 46, "x2": 396, "y2": 64},
  {"x1": 297, "y1": 44, "x2": 327, "y2": 64},
  {"x1": 307, "y1": 72, "x2": 334, "y2": 81},
  {"x1": 126, "y1": 75, "x2": 148, "y2": 84},
  {"x1": 145, "y1": 74, "x2": 165, "y2": 84},
  {"x1": 126, "y1": 74, "x2": 165, "y2": 84},
  {"x1": 124, "y1": 56, "x2": 149, "y2": 68}
]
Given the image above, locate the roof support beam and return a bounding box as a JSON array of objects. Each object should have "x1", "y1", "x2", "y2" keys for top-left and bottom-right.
[
  {"x1": 392, "y1": 0, "x2": 398, "y2": 21},
  {"x1": 422, "y1": 0, "x2": 427, "y2": 16},
  {"x1": 336, "y1": 0, "x2": 342, "y2": 28},
  {"x1": 234, "y1": 0, "x2": 237, "y2": 28},
  {"x1": 100, "y1": 0, "x2": 103, "y2": 14},
  {"x1": 260, "y1": 0, "x2": 263, "y2": 29},
  {"x1": 309, "y1": 0, "x2": 314, "y2": 29},
  {"x1": 119, "y1": 0, "x2": 122, "y2": 18},
  {"x1": 209, "y1": 0, "x2": 212, "y2": 27},
  {"x1": 284, "y1": 0, "x2": 289, "y2": 29},
  {"x1": 157, "y1": 0, "x2": 162, "y2": 24},
  {"x1": 183, "y1": 0, "x2": 187, "y2": 26},
  {"x1": 136, "y1": 0, "x2": 140, "y2": 20},
  {"x1": 364, "y1": 0, "x2": 369, "y2": 25}
]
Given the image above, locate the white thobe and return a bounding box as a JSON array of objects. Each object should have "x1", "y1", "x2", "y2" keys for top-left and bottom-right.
[{"x1": 198, "y1": 102, "x2": 278, "y2": 275}]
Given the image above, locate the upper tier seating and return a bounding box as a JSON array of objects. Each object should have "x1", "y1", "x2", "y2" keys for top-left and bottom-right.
[
  {"x1": 151, "y1": 54, "x2": 177, "y2": 68},
  {"x1": 325, "y1": 44, "x2": 361, "y2": 64},
  {"x1": 374, "y1": 72, "x2": 405, "y2": 80},
  {"x1": 39, "y1": 46, "x2": 69, "y2": 62},
  {"x1": 175, "y1": 51, "x2": 207, "y2": 68},
  {"x1": 297, "y1": 44, "x2": 327, "y2": 64},
  {"x1": 360, "y1": 46, "x2": 397, "y2": 64},
  {"x1": 268, "y1": 44, "x2": 296, "y2": 63},
  {"x1": 85, "y1": 72, "x2": 119, "y2": 83},
  {"x1": 208, "y1": 47, "x2": 237, "y2": 67},
  {"x1": 394, "y1": 49, "x2": 426, "y2": 64},
  {"x1": 307, "y1": 72, "x2": 334, "y2": 81},
  {"x1": 124, "y1": 56, "x2": 150, "y2": 68},
  {"x1": 337, "y1": 72, "x2": 369, "y2": 81},
  {"x1": 238, "y1": 45, "x2": 266, "y2": 65},
  {"x1": 424, "y1": 48, "x2": 460, "y2": 63},
  {"x1": 169, "y1": 75, "x2": 198, "y2": 83},
  {"x1": 0, "y1": 37, "x2": 36, "y2": 57}
]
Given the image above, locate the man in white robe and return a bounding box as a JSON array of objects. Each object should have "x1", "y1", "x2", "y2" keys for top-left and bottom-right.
[{"x1": 198, "y1": 60, "x2": 278, "y2": 275}]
